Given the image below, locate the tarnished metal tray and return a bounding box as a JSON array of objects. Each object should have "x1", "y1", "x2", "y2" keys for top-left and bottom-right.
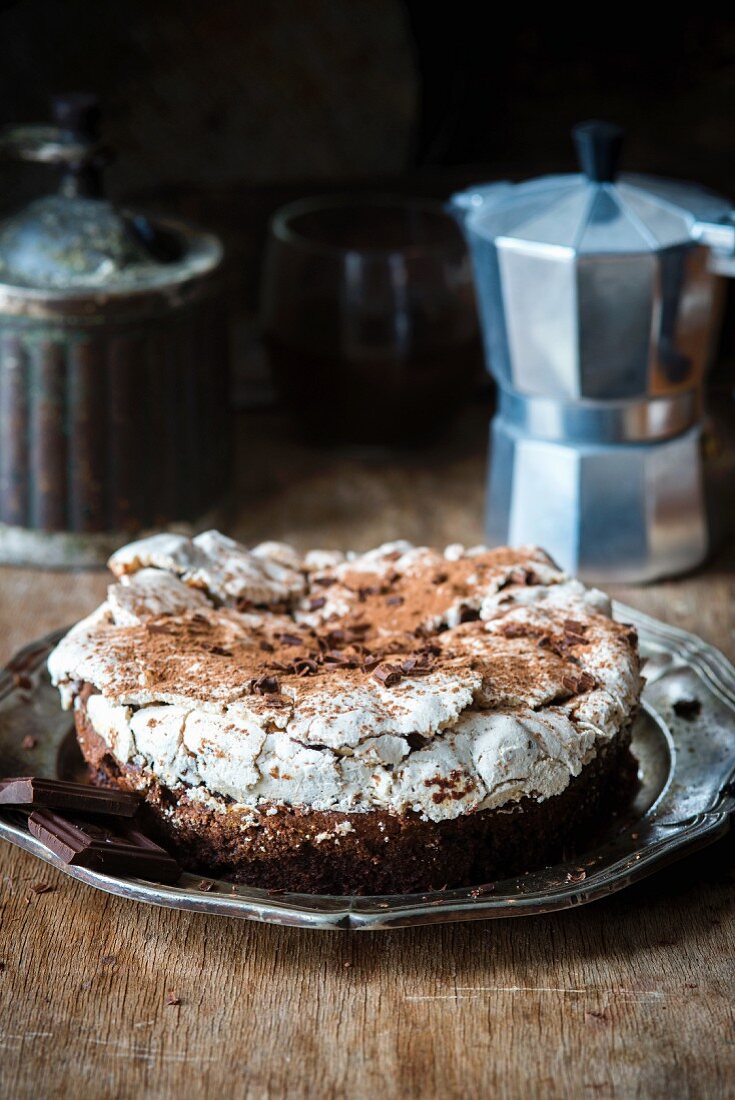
[{"x1": 1, "y1": 604, "x2": 734, "y2": 930}]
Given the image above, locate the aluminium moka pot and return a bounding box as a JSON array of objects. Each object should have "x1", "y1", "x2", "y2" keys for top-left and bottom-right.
[{"x1": 453, "y1": 121, "x2": 735, "y2": 582}]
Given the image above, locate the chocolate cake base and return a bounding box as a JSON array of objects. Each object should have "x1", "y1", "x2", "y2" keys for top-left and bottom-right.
[{"x1": 74, "y1": 696, "x2": 639, "y2": 896}]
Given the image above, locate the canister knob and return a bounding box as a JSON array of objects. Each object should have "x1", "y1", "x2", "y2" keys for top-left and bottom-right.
[
  {"x1": 51, "y1": 92, "x2": 108, "y2": 197},
  {"x1": 0, "y1": 92, "x2": 110, "y2": 197},
  {"x1": 572, "y1": 120, "x2": 624, "y2": 183}
]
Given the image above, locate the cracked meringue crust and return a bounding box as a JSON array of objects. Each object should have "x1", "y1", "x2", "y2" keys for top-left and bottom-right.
[{"x1": 48, "y1": 531, "x2": 642, "y2": 894}]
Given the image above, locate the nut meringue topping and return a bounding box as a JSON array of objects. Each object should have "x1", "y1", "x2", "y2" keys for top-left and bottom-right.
[{"x1": 49, "y1": 532, "x2": 642, "y2": 822}]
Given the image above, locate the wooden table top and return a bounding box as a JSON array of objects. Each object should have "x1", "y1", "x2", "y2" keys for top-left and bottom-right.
[{"x1": 1, "y1": 408, "x2": 734, "y2": 1100}]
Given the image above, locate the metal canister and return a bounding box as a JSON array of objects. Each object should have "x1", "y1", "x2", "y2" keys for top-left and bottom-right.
[{"x1": 0, "y1": 95, "x2": 231, "y2": 567}]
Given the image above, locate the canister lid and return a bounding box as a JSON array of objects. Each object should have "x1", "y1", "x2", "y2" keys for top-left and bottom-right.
[
  {"x1": 464, "y1": 120, "x2": 733, "y2": 254},
  {"x1": 0, "y1": 195, "x2": 220, "y2": 292},
  {"x1": 0, "y1": 94, "x2": 221, "y2": 295}
]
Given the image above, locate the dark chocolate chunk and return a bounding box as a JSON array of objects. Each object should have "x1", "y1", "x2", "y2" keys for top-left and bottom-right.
[
  {"x1": 0, "y1": 777, "x2": 140, "y2": 817},
  {"x1": 28, "y1": 811, "x2": 180, "y2": 884}
]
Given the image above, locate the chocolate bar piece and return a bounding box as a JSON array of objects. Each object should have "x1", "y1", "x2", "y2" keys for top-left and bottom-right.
[
  {"x1": 0, "y1": 777, "x2": 140, "y2": 817},
  {"x1": 28, "y1": 810, "x2": 180, "y2": 884}
]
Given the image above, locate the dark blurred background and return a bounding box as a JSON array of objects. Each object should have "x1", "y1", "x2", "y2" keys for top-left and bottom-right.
[
  {"x1": 2, "y1": 1, "x2": 735, "y2": 392},
  {"x1": 4, "y1": 4, "x2": 735, "y2": 188},
  {"x1": 4, "y1": 4, "x2": 735, "y2": 189}
]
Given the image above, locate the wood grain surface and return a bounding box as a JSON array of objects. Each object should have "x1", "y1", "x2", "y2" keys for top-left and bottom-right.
[{"x1": 0, "y1": 408, "x2": 733, "y2": 1100}]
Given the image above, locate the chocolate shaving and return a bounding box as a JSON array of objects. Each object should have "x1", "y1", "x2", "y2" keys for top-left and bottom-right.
[
  {"x1": 29, "y1": 882, "x2": 54, "y2": 896},
  {"x1": 323, "y1": 649, "x2": 346, "y2": 662},
  {"x1": 372, "y1": 664, "x2": 403, "y2": 687},
  {"x1": 385, "y1": 595, "x2": 404, "y2": 607},
  {"x1": 308, "y1": 597, "x2": 326, "y2": 611},
  {"x1": 293, "y1": 659, "x2": 319, "y2": 677},
  {"x1": 357, "y1": 586, "x2": 381, "y2": 602},
  {"x1": 251, "y1": 674, "x2": 280, "y2": 695},
  {"x1": 501, "y1": 622, "x2": 535, "y2": 639},
  {"x1": 279, "y1": 633, "x2": 304, "y2": 647},
  {"x1": 561, "y1": 671, "x2": 595, "y2": 695},
  {"x1": 399, "y1": 655, "x2": 433, "y2": 677},
  {"x1": 323, "y1": 650, "x2": 357, "y2": 669}
]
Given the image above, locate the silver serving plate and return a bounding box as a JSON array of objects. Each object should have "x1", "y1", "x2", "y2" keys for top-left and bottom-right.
[{"x1": 1, "y1": 605, "x2": 734, "y2": 931}]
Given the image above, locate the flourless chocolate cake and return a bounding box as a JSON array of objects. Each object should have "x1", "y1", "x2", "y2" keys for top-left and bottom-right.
[{"x1": 48, "y1": 532, "x2": 642, "y2": 895}]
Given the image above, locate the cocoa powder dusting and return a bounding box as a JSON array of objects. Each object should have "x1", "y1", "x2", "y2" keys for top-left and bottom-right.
[{"x1": 75, "y1": 545, "x2": 628, "y2": 716}]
